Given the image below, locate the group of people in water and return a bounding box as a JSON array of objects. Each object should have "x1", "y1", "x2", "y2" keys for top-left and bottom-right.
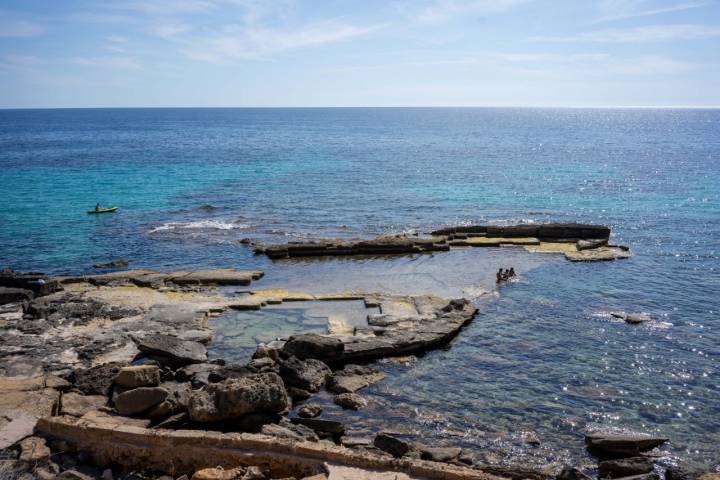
[{"x1": 496, "y1": 267, "x2": 516, "y2": 284}]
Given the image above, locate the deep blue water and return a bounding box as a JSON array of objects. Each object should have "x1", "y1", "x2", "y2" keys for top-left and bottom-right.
[{"x1": 1, "y1": 108, "x2": 719, "y2": 470}]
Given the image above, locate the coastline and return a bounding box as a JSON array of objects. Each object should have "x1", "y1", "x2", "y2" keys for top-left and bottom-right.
[{"x1": 2, "y1": 223, "x2": 706, "y2": 480}]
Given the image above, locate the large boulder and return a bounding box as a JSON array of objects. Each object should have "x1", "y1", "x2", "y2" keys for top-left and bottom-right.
[
  {"x1": 115, "y1": 365, "x2": 161, "y2": 388},
  {"x1": 74, "y1": 362, "x2": 126, "y2": 396},
  {"x1": 281, "y1": 333, "x2": 344, "y2": 360},
  {"x1": 114, "y1": 387, "x2": 168, "y2": 416},
  {"x1": 585, "y1": 432, "x2": 668, "y2": 456},
  {"x1": 188, "y1": 373, "x2": 289, "y2": 422},
  {"x1": 135, "y1": 334, "x2": 207, "y2": 367},
  {"x1": 278, "y1": 356, "x2": 331, "y2": 393},
  {"x1": 373, "y1": 433, "x2": 411, "y2": 458}
]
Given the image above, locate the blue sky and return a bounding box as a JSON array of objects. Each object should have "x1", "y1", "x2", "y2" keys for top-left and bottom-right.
[{"x1": 1, "y1": 0, "x2": 719, "y2": 107}]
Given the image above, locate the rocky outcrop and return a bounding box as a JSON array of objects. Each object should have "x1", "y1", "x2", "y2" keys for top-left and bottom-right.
[
  {"x1": 585, "y1": 432, "x2": 669, "y2": 456},
  {"x1": 135, "y1": 334, "x2": 208, "y2": 367},
  {"x1": 58, "y1": 268, "x2": 264, "y2": 288},
  {"x1": 252, "y1": 223, "x2": 629, "y2": 263},
  {"x1": 115, "y1": 365, "x2": 161, "y2": 388},
  {"x1": 282, "y1": 333, "x2": 344, "y2": 361},
  {"x1": 188, "y1": 373, "x2": 289, "y2": 422},
  {"x1": 431, "y1": 223, "x2": 610, "y2": 241},
  {"x1": 373, "y1": 433, "x2": 412, "y2": 458}
]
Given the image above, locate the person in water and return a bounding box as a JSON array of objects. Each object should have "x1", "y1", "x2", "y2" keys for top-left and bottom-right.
[
  {"x1": 496, "y1": 268, "x2": 504, "y2": 283},
  {"x1": 508, "y1": 267, "x2": 516, "y2": 278}
]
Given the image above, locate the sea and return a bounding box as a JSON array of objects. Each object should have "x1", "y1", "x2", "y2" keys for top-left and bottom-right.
[{"x1": 0, "y1": 108, "x2": 718, "y2": 471}]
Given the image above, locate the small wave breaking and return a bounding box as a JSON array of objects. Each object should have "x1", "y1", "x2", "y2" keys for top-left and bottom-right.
[{"x1": 148, "y1": 219, "x2": 251, "y2": 234}]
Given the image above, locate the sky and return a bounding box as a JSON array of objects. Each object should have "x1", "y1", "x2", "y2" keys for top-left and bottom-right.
[{"x1": 1, "y1": 0, "x2": 719, "y2": 108}]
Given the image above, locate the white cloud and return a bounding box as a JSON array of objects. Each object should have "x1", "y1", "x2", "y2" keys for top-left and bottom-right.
[
  {"x1": 151, "y1": 22, "x2": 192, "y2": 38},
  {"x1": 531, "y1": 24, "x2": 720, "y2": 43},
  {"x1": 71, "y1": 56, "x2": 142, "y2": 70},
  {"x1": 591, "y1": 1, "x2": 709, "y2": 24},
  {"x1": 183, "y1": 21, "x2": 385, "y2": 62},
  {"x1": 398, "y1": 0, "x2": 529, "y2": 24},
  {"x1": 0, "y1": 19, "x2": 45, "y2": 37}
]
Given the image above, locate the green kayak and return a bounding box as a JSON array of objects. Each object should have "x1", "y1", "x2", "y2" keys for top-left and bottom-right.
[{"x1": 87, "y1": 207, "x2": 118, "y2": 214}]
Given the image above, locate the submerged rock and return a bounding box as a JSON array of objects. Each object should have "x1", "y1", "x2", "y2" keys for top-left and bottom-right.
[
  {"x1": 93, "y1": 259, "x2": 129, "y2": 269},
  {"x1": 557, "y1": 467, "x2": 592, "y2": 480},
  {"x1": 327, "y1": 365, "x2": 385, "y2": 394},
  {"x1": 188, "y1": 373, "x2": 289, "y2": 422}
]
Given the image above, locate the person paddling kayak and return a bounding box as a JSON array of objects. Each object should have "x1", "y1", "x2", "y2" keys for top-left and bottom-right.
[{"x1": 95, "y1": 202, "x2": 102, "y2": 212}]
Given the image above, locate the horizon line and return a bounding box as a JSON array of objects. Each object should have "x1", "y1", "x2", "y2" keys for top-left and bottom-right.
[{"x1": 2, "y1": 105, "x2": 720, "y2": 110}]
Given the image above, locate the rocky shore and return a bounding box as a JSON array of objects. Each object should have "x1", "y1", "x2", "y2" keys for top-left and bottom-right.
[
  {"x1": 0, "y1": 223, "x2": 709, "y2": 480},
  {"x1": 250, "y1": 223, "x2": 632, "y2": 262}
]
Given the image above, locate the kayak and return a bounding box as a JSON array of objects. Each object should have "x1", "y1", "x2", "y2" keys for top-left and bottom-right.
[{"x1": 87, "y1": 207, "x2": 118, "y2": 214}]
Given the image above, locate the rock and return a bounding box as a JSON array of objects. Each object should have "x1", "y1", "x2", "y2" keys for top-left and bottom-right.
[
  {"x1": 598, "y1": 457, "x2": 654, "y2": 479},
  {"x1": 291, "y1": 417, "x2": 345, "y2": 436},
  {"x1": 208, "y1": 365, "x2": 253, "y2": 383},
  {"x1": 277, "y1": 418, "x2": 319, "y2": 442},
  {"x1": 260, "y1": 423, "x2": 306, "y2": 442},
  {"x1": 188, "y1": 373, "x2": 289, "y2": 422},
  {"x1": 340, "y1": 435, "x2": 373, "y2": 448},
  {"x1": 698, "y1": 475, "x2": 720, "y2": 480},
  {"x1": 585, "y1": 433, "x2": 669, "y2": 456},
  {"x1": 102, "y1": 469, "x2": 114, "y2": 480},
  {"x1": 74, "y1": 362, "x2": 125, "y2": 395},
  {"x1": 135, "y1": 334, "x2": 208, "y2": 367},
  {"x1": 176, "y1": 363, "x2": 220, "y2": 385},
  {"x1": 373, "y1": 433, "x2": 411, "y2": 458},
  {"x1": 58, "y1": 469, "x2": 96, "y2": 480},
  {"x1": 478, "y1": 465, "x2": 550, "y2": 480},
  {"x1": 114, "y1": 387, "x2": 168, "y2": 416},
  {"x1": 235, "y1": 413, "x2": 281, "y2": 433},
  {"x1": 191, "y1": 467, "x2": 246, "y2": 480},
  {"x1": 333, "y1": 393, "x2": 367, "y2": 410},
  {"x1": 287, "y1": 387, "x2": 311, "y2": 402},
  {"x1": 557, "y1": 467, "x2": 592, "y2": 480},
  {"x1": 279, "y1": 356, "x2": 331, "y2": 393},
  {"x1": 0, "y1": 388, "x2": 60, "y2": 449},
  {"x1": 611, "y1": 475, "x2": 659, "y2": 480},
  {"x1": 115, "y1": 365, "x2": 161, "y2": 388},
  {"x1": 19, "y1": 436, "x2": 51, "y2": 463},
  {"x1": 0, "y1": 287, "x2": 34, "y2": 304},
  {"x1": 282, "y1": 333, "x2": 344, "y2": 360},
  {"x1": 577, "y1": 239, "x2": 608, "y2": 250},
  {"x1": 665, "y1": 466, "x2": 701, "y2": 480},
  {"x1": 419, "y1": 446, "x2": 462, "y2": 462},
  {"x1": 242, "y1": 466, "x2": 265, "y2": 479},
  {"x1": 248, "y1": 357, "x2": 276, "y2": 372},
  {"x1": 253, "y1": 344, "x2": 279, "y2": 362},
  {"x1": 565, "y1": 246, "x2": 631, "y2": 262},
  {"x1": 298, "y1": 404, "x2": 322, "y2": 418},
  {"x1": 327, "y1": 365, "x2": 385, "y2": 394},
  {"x1": 625, "y1": 314, "x2": 652, "y2": 324},
  {"x1": 152, "y1": 412, "x2": 188, "y2": 430},
  {"x1": 80, "y1": 409, "x2": 151, "y2": 428},
  {"x1": 93, "y1": 259, "x2": 129, "y2": 269},
  {"x1": 61, "y1": 392, "x2": 107, "y2": 417}
]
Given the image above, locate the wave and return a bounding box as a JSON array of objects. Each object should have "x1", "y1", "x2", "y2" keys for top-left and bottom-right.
[{"x1": 148, "y1": 219, "x2": 252, "y2": 234}]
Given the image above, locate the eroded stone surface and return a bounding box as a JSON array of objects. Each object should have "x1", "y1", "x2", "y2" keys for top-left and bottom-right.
[{"x1": 189, "y1": 373, "x2": 289, "y2": 422}]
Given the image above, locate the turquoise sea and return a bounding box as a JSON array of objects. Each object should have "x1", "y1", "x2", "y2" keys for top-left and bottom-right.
[{"x1": 1, "y1": 108, "x2": 718, "y2": 470}]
